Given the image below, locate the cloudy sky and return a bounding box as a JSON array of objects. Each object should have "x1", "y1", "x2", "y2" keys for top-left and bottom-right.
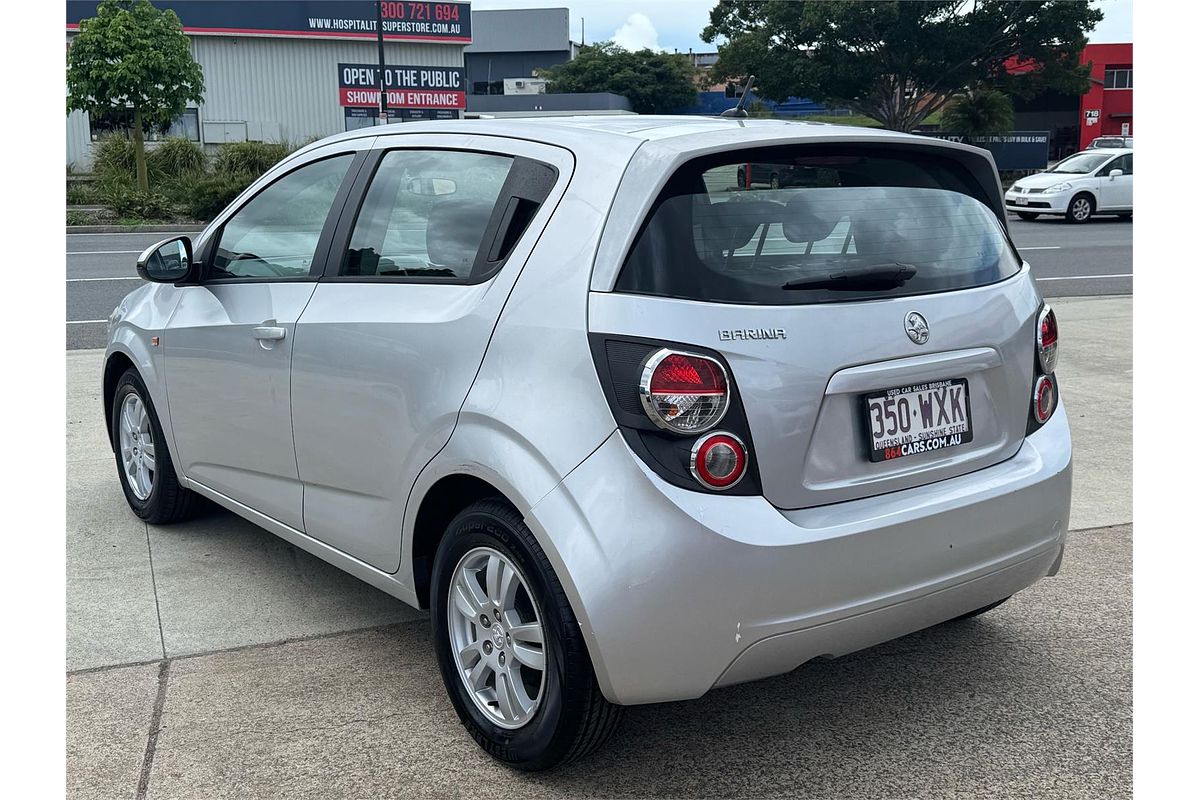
[{"x1": 471, "y1": 0, "x2": 1133, "y2": 54}]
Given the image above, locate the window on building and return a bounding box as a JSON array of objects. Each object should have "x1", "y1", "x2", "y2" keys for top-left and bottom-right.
[
  {"x1": 89, "y1": 108, "x2": 201, "y2": 142},
  {"x1": 472, "y1": 80, "x2": 505, "y2": 96},
  {"x1": 1104, "y1": 68, "x2": 1133, "y2": 89}
]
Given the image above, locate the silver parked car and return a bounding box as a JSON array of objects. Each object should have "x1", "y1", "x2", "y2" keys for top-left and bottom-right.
[{"x1": 105, "y1": 117, "x2": 1072, "y2": 770}]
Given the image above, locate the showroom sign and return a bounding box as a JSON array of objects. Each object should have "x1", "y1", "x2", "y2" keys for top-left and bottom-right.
[
  {"x1": 67, "y1": 1, "x2": 472, "y2": 44},
  {"x1": 338, "y1": 63, "x2": 466, "y2": 110}
]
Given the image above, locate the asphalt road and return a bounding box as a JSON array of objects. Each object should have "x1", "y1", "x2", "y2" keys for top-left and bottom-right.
[{"x1": 65, "y1": 215, "x2": 1132, "y2": 350}]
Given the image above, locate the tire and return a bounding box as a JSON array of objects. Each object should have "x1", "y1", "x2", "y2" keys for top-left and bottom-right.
[
  {"x1": 111, "y1": 368, "x2": 202, "y2": 524},
  {"x1": 1066, "y1": 193, "x2": 1094, "y2": 223},
  {"x1": 1016, "y1": 211, "x2": 1040, "y2": 221},
  {"x1": 431, "y1": 498, "x2": 622, "y2": 770},
  {"x1": 947, "y1": 596, "x2": 1010, "y2": 623}
]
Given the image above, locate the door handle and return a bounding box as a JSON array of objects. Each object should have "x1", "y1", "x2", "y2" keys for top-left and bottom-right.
[{"x1": 252, "y1": 325, "x2": 286, "y2": 341}]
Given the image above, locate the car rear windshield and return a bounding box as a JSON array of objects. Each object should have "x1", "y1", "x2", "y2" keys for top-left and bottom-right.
[{"x1": 615, "y1": 146, "x2": 1021, "y2": 305}]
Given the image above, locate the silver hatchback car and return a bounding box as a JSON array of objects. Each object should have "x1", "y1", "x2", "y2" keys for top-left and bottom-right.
[{"x1": 104, "y1": 116, "x2": 1071, "y2": 770}]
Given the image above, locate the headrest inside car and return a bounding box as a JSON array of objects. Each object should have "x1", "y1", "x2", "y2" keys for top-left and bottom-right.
[
  {"x1": 782, "y1": 192, "x2": 844, "y2": 244},
  {"x1": 426, "y1": 199, "x2": 495, "y2": 272},
  {"x1": 697, "y1": 199, "x2": 786, "y2": 251}
]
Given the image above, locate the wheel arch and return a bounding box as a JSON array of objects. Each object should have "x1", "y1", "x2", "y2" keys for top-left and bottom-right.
[
  {"x1": 408, "y1": 473, "x2": 510, "y2": 609},
  {"x1": 102, "y1": 351, "x2": 137, "y2": 450}
]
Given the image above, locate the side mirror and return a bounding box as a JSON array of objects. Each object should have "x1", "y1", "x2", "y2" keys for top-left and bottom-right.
[
  {"x1": 136, "y1": 236, "x2": 193, "y2": 283},
  {"x1": 1108, "y1": 169, "x2": 1124, "y2": 179}
]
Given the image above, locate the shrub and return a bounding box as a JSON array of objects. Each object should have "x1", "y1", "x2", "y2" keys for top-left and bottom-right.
[
  {"x1": 67, "y1": 182, "x2": 104, "y2": 205},
  {"x1": 100, "y1": 186, "x2": 173, "y2": 220},
  {"x1": 180, "y1": 173, "x2": 255, "y2": 221},
  {"x1": 148, "y1": 137, "x2": 207, "y2": 179},
  {"x1": 91, "y1": 134, "x2": 138, "y2": 181},
  {"x1": 214, "y1": 141, "x2": 291, "y2": 178}
]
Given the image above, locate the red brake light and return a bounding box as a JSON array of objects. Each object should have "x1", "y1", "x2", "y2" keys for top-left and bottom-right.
[
  {"x1": 1038, "y1": 307, "x2": 1059, "y2": 374},
  {"x1": 690, "y1": 432, "x2": 748, "y2": 490},
  {"x1": 1033, "y1": 375, "x2": 1056, "y2": 424},
  {"x1": 639, "y1": 349, "x2": 729, "y2": 434}
]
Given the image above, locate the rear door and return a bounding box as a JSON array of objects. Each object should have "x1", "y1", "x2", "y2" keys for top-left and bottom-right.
[
  {"x1": 591, "y1": 142, "x2": 1041, "y2": 510},
  {"x1": 290, "y1": 135, "x2": 571, "y2": 572},
  {"x1": 164, "y1": 148, "x2": 364, "y2": 528}
]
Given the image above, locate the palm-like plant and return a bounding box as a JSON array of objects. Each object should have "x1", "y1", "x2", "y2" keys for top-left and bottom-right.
[{"x1": 941, "y1": 88, "x2": 1015, "y2": 138}]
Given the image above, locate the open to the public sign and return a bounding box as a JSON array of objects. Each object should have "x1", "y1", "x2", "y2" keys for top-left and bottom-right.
[
  {"x1": 338, "y1": 63, "x2": 466, "y2": 110},
  {"x1": 863, "y1": 378, "x2": 973, "y2": 462}
]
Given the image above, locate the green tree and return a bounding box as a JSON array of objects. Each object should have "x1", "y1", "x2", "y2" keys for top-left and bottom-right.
[
  {"x1": 941, "y1": 87, "x2": 1015, "y2": 137},
  {"x1": 541, "y1": 42, "x2": 698, "y2": 115},
  {"x1": 702, "y1": 1, "x2": 1101, "y2": 131},
  {"x1": 67, "y1": 0, "x2": 205, "y2": 191}
]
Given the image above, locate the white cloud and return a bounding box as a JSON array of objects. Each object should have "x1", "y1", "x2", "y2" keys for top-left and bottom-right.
[{"x1": 611, "y1": 13, "x2": 661, "y2": 52}]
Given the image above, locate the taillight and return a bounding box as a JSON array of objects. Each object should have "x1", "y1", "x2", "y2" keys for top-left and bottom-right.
[
  {"x1": 639, "y1": 349, "x2": 729, "y2": 434},
  {"x1": 1033, "y1": 375, "x2": 1056, "y2": 424},
  {"x1": 690, "y1": 432, "x2": 748, "y2": 490},
  {"x1": 1037, "y1": 306, "x2": 1059, "y2": 374}
]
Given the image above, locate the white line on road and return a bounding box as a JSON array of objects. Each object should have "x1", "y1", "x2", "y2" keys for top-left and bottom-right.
[
  {"x1": 67, "y1": 320, "x2": 108, "y2": 325},
  {"x1": 1036, "y1": 273, "x2": 1133, "y2": 281},
  {"x1": 67, "y1": 276, "x2": 141, "y2": 282},
  {"x1": 1020, "y1": 246, "x2": 1062, "y2": 250},
  {"x1": 66, "y1": 249, "x2": 142, "y2": 255}
]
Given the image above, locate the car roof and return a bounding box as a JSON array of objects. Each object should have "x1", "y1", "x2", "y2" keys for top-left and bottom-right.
[
  {"x1": 295, "y1": 114, "x2": 968, "y2": 158},
  {"x1": 1076, "y1": 147, "x2": 1133, "y2": 154}
]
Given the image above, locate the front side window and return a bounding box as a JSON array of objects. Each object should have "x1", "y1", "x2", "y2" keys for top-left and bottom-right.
[
  {"x1": 341, "y1": 149, "x2": 514, "y2": 279},
  {"x1": 210, "y1": 154, "x2": 354, "y2": 280},
  {"x1": 1106, "y1": 154, "x2": 1132, "y2": 175},
  {"x1": 616, "y1": 148, "x2": 1019, "y2": 306}
]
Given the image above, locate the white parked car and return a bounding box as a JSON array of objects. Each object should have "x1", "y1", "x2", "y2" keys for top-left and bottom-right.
[{"x1": 1005, "y1": 147, "x2": 1132, "y2": 223}]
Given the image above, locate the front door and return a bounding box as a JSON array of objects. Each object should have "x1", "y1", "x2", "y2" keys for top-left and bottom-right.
[
  {"x1": 290, "y1": 138, "x2": 566, "y2": 572},
  {"x1": 1098, "y1": 153, "x2": 1133, "y2": 210},
  {"x1": 164, "y1": 152, "x2": 359, "y2": 529}
]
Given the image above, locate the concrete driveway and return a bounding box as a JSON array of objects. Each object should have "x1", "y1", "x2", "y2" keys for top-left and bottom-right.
[{"x1": 66, "y1": 297, "x2": 1131, "y2": 799}]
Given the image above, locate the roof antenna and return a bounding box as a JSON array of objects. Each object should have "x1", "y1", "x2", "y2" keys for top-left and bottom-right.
[{"x1": 720, "y1": 75, "x2": 756, "y2": 118}]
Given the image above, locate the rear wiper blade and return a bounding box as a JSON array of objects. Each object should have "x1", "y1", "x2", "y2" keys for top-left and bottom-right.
[{"x1": 781, "y1": 263, "x2": 919, "y2": 291}]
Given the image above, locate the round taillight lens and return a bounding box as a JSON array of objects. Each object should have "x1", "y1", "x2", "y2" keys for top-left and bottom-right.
[
  {"x1": 1033, "y1": 375, "x2": 1056, "y2": 424},
  {"x1": 639, "y1": 349, "x2": 729, "y2": 434},
  {"x1": 1038, "y1": 306, "x2": 1059, "y2": 374},
  {"x1": 690, "y1": 432, "x2": 748, "y2": 490}
]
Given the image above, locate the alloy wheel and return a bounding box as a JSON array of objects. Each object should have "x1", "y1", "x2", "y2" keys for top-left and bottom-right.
[
  {"x1": 1071, "y1": 197, "x2": 1091, "y2": 221},
  {"x1": 447, "y1": 546, "x2": 547, "y2": 729},
  {"x1": 118, "y1": 393, "x2": 156, "y2": 500}
]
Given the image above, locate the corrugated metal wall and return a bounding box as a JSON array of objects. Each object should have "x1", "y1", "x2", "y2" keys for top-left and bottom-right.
[{"x1": 67, "y1": 35, "x2": 464, "y2": 168}]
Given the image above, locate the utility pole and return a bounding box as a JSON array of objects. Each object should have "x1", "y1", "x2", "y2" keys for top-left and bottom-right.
[
  {"x1": 376, "y1": 1, "x2": 388, "y2": 125},
  {"x1": 581, "y1": 17, "x2": 585, "y2": 47}
]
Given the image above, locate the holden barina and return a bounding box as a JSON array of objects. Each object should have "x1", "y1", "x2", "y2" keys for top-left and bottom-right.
[{"x1": 105, "y1": 116, "x2": 1071, "y2": 770}]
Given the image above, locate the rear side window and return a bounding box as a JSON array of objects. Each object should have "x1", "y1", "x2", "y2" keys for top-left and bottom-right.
[
  {"x1": 615, "y1": 147, "x2": 1021, "y2": 305},
  {"x1": 342, "y1": 150, "x2": 514, "y2": 279}
]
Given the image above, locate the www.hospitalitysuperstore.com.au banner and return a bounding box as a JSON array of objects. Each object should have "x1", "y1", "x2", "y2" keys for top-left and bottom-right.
[
  {"x1": 67, "y1": 2, "x2": 472, "y2": 44},
  {"x1": 338, "y1": 63, "x2": 466, "y2": 110}
]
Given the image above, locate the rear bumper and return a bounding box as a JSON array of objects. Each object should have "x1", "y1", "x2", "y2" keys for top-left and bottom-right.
[{"x1": 527, "y1": 406, "x2": 1072, "y2": 706}]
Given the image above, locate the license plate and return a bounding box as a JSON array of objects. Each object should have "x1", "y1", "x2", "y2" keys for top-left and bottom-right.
[
  {"x1": 1014, "y1": 196, "x2": 1029, "y2": 205},
  {"x1": 863, "y1": 378, "x2": 973, "y2": 462}
]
